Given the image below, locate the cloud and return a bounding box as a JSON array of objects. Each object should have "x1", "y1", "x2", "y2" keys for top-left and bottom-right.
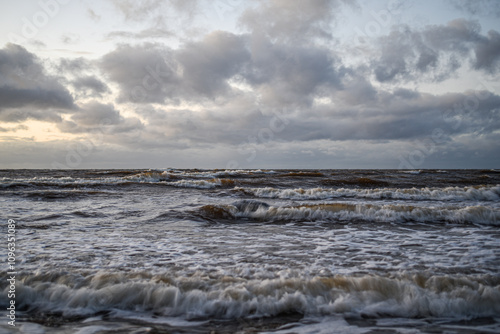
[
  {"x1": 2, "y1": 1, "x2": 500, "y2": 169},
  {"x1": 0, "y1": 44, "x2": 75, "y2": 122},
  {"x1": 71, "y1": 76, "x2": 110, "y2": 98},
  {"x1": 109, "y1": 0, "x2": 164, "y2": 21},
  {"x1": 240, "y1": 0, "x2": 353, "y2": 42},
  {"x1": 473, "y1": 29, "x2": 500, "y2": 72},
  {"x1": 57, "y1": 57, "x2": 93, "y2": 74},
  {"x1": 0, "y1": 124, "x2": 28, "y2": 132},
  {"x1": 449, "y1": 0, "x2": 500, "y2": 18},
  {"x1": 242, "y1": 36, "x2": 342, "y2": 106},
  {"x1": 100, "y1": 31, "x2": 250, "y2": 103},
  {"x1": 99, "y1": 43, "x2": 181, "y2": 104},
  {"x1": 57, "y1": 101, "x2": 144, "y2": 135},
  {"x1": 87, "y1": 7, "x2": 101, "y2": 22},
  {"x1": 61, "y1": 33, "x2": 81, "y2": 45},
  {"x1": 177, "y1": 31, "x2": 250, "y2": 98},
  {"x1": 370, "y1": 19, "x2": 500, "y2": 83},
  {"x1": 107, "y1": 27, "x2": 175, "y2": 40}
]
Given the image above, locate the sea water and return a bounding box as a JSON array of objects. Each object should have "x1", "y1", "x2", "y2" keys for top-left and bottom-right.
[{"x1": 0, "y1": 169, "x2": 499, "y2": 333}]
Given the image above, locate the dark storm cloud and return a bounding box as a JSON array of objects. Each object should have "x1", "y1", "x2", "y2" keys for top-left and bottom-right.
[
  {"x1": 0, "y1": 44, "x2": 75, "y2": 122},
  {"x1": 371, "y1": 19, "x2": 500, "y2": 83}
]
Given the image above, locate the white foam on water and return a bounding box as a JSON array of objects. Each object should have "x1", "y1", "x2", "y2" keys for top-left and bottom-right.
[
  {"x1": 10, "y1": 273, "x2": 500, "y2": 322},
  {"x1": 222, "y1": 201, "x2": 500, "y2": 225},
  {"x1": 169, "y1": 179, "x2": 223, "y2": 189},
  {"x1": 235, "y1": 185, "x2": 500, "y2": 201},
  {"x1": 399, "y1": 170, "x2": 422, "y2": 174}
]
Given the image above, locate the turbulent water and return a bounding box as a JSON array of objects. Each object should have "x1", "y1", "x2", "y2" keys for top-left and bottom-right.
[{"x1": 1, "y1": 169, "x2": 499, "y2": 333}]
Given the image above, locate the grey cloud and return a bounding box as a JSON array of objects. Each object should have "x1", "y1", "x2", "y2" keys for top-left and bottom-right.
[
  {"x1": 422, "y1": 19, "x2": 481, "y2": 52},
  {"x1": 0, "y1": 86, "x2": 73, "y2": 111},
  {"x1": 72, "y1": 102, "x2": 121, "y2": 126},
  {"x1": 258, "y1": 89, "x2": 500, "y2": 144},
  {"x1": 110, "y1": 0, "x2": 164, "y2": 21},
  {"x1": 0, "y1": 44, "x2": 75, "y2": 122},
  {"x1": 0, "y1": 124, "x2": 28, "y2": 132},
  {"x1": 87, "y1": 7, "x2": 101, "y2": 22},
  {"x1": 334, "y1": 74, "x2": 377, "y2": 105},
  {"x1": 177, "y1": 31, "x2": 250, "y2": 98},
  {"x1": 61, "y1": 33, "x2": 81, "y2": 45},
  {"x1": 240, "y1": 0, "x2": 353, "y2": 42},
  {"x1": 371, "y1": 19, "x2": 500, "y2": 83},
  {"x1": 57, "y1": 101, "x2": 144, "y2": 135},
  {"x1": 474, "y1": 30, "x2": 500, "y2": 72},
  {"x1": 115, "y1": 86, "x2": 499, "y2": 158},
  {"x1": 240, "y1": 33, "x2": 343, "y2": 107},
  {"x1": 449, "y1": 0, "x2": 500, "y2": 18},
  {"x1": 57, "y1": 57, "x2": 93, "y2": 74},
  {"x1": 100, "y1": 32, "x2": 250, "y2": 103},
  {"x1": 100, "y1": 1, "x2": 346, "y2": 106},
  {"x1": 0, "y1": 107, "x2": 65, "y2": 123},
  {"x1": 99, "y1": 43, "x2": 180, "y2": 104},
  {"x1": 109, "y1": 0, "x2": 200, "y2": 25},
  {"x1": 71, "y1": 76, "x2": 110, "y2": 98},
  {"x1": 107, "y1": 27, "x2": 175, "y2": 40}
]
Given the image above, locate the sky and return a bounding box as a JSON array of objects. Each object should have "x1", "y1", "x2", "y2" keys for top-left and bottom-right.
[{"x1": 0, "y1": 0, "x2": 499, "y2": 169}]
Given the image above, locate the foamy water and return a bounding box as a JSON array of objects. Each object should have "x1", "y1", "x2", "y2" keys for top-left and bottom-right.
[{"x1": 0, "y1": 169, "x2": 499, "y2": 333}]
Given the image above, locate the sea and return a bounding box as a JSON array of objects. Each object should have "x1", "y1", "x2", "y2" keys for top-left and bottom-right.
[{"x1": 0, "y1": 169, "x2": 499, "y2": 334}]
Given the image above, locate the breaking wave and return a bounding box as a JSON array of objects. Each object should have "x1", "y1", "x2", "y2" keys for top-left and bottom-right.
[
  {"x1": 199, "y1": 201, "x2": 500, "y2": 225},
  {"x1": 235, "y1": 185, "x2": 500, "y2": 201},
  {"x1": 5, "y1": 271, "x2": 499, "y2": 321}
]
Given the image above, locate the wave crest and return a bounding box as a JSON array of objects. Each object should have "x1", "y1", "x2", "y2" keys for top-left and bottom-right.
[{"x1": 7, "y1": 271, "x2": 500, "y2": 321}]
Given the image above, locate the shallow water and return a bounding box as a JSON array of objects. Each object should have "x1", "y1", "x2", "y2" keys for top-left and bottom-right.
[{"x1": 1, "y1": 169, "x2": 499, "y2": 333}]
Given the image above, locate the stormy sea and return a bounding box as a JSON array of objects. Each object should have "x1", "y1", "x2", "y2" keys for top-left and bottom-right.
[{"x1": 1, "y1": 169, "x2": 499, "y2": 334}]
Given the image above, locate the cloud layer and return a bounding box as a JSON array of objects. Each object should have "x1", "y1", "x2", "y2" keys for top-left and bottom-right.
[{"x1": 1, "y1": 0, "x2": 499, "y2": 168}]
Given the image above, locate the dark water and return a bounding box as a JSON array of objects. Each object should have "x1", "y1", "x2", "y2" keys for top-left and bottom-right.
[{"x1": 1, "y1": 169, "x2": 499, "y2": 333}]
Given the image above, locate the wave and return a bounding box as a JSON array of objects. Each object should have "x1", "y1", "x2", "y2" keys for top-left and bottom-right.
[
  {"x1": 169, "y1": 178, "x2": 235, "y2": 189},
  {"x1": 234, "y1": 185, "x2": 500, "y2": 201},
  {"x1": 0, "y1": 174, "x2": 235, "y2": 190},
  {"x1": 143, "y1": 169, "x2": 275, "y2": 179},
  {"x1": 4, "y1": 271, "x2": 499, "y2": 321},
  {"x1": 399, "y1": 170, "x2": 422, "y2": 175},
  {"x1": 0, "y1": 176, "x2": 128, "y2": 188},
  {"x1": 199, "y1": 201, "x2": 500, "y2": 225}
]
